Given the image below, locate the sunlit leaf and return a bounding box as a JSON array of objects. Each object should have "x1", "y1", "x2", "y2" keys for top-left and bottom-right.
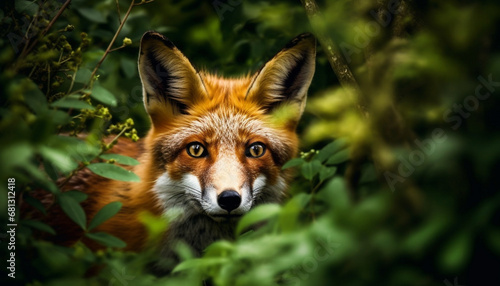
[
  {"x1": 326, "y1": 149, "x2": 350, "y2": 165},
  {"x1": 87, "y1": 163, "x2": 140, "y2": 182},
  {"x1": 51, "y1": 97, "x2": 95, "y2": 110},
  {"x1": 173, "y1": 257, "x2": 228, "y2": 273},
  {"x1": 39, "y1": 146, "x2": 78, "y2": 173},
  {"x1": 282, "y1": 157, "x2": 305, "y2": 169},
  {"x1": 279, "y1": 193, "x2": 311, "y2": 232},
  {"x1": 236, "y1": 204, "x2": 281, "y2": 235},
  {"x1": 301, "y1": 160, "x2": 322, "y2": 180},
  {"x1": 91, "y1": 84, "x2": 117, "y2": 107},
  {"x1": 314, "y1": 138, "x2": 349, "y2": 163},
  {"x1": 100, "y1": 154, "x2": 140, "y2": 166}
]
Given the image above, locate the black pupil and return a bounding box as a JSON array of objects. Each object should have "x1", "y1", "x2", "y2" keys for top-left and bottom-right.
[
  {"x1": 192, "y1": 145, "x2": 201, "y2": 155},
  {"x1": 253, "y1": 145, "x2": 260, "y2": 154}
]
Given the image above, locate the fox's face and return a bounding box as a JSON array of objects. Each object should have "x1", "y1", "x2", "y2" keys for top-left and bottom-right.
[{"x1": 138, "y1": 32, "x2": 315, "y2": 221}]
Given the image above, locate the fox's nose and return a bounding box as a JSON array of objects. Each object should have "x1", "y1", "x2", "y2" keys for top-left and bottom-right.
[{"x1": 217, "y1": 190, "x2": 241, "y2": 212}]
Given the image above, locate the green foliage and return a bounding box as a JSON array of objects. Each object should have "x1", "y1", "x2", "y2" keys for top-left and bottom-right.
[
  {"x1": 85, "y1": 232, "x2": 127, "y2": 248},
  {"x1": 1, "y1": 0, "x2": 499, "y2": 285},
  {"x1": 58, "y1": 192, "x2": 87, "y2": 230},
  {"x1": 86, "y1": 163, "x2": 140, "y2": 182},
  {"x1": 88, "y1": 201, "x2": 123, "y2": 231}
]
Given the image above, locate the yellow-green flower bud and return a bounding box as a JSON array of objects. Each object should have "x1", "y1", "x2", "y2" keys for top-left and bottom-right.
[{"x1": 123, "y1": 37, "x2": 132, "y2": 46}]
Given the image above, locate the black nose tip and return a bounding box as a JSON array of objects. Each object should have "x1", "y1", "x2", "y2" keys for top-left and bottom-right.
[{"x1": 217, "y1": 190, "x2": 241, "y2": 212}]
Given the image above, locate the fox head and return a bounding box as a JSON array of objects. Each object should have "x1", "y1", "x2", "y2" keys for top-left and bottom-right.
[{"x1": 138, "y1": 31, "x2": 315, "y2": 221}]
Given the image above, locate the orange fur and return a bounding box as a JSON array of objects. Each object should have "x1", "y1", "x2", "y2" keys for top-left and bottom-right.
[{"x1": 34, "y1": 32, "x2": 316, "y2": 265}]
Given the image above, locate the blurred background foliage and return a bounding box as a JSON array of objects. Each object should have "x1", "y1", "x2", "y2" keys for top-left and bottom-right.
[{"x1": 1, "y1": 0, "x2": 500, "y2": 285}]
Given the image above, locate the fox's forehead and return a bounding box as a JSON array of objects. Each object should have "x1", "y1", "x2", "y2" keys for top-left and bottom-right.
[
  {"x1": 201, "y1": 74, "x2": 254, "y2": 100},
  {"x1": 178, "y1": 108, "x2": 268, "y2": 146}
]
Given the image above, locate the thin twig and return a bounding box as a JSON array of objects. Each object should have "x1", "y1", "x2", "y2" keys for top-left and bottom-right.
[
  {"x1": 19, "y1": 0, "x2": 72, "y2": 62},
  {"x1": 46, "y1": 63, "x2": 51, "y2": 97},
  {"x1": 66, "y1": 68, "x2": 78, "y2": 94},
  {"x1": 115, "y1": 0, "x2": 122, "y2": 23},
  {"x1": 87, "y1": 0, "x2": 135, "y2": 88},
  {"x1": 108, "y1": 44, "x2": 127, "y2": 53}
]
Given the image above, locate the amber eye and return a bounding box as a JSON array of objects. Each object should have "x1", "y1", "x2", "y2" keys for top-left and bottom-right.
[
  {"x1": 246, "y1": 142, "x2": 266, "y2": 158},
  {"x1": 187, "y1": 142, "x2": 207, "y2": 158}
]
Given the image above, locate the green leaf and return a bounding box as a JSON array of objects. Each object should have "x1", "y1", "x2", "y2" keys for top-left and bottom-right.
[
  {"x1": 204, "y1": 240, "x2": 235, "y2": 257},
  {"x1": 326, "y1": 149, "x2": 350, "y2": 165},
  {"x1": 318, "y1": 177, "x2": 351, "y2": 211},
  {"x1": 121, "y1": 58, "x2": 137, "y2": 78},
  {"x1": 282, "y1": 157, "x2": 305, "y2": 170},
  {"x1": 91, "y1": 84, "x2": 117, "y2": 107},
  {"x1": 439, "y1": 231, "x2": 472, "y2": 272},
  {"x1": 88, "y1": 202, "x2": 122, "y2": 231},
  {"x1": 22, "y1": 220, "x2": 56, "y2": 235},
  {"x1": 39, "y1": 146, "x2": 78, "y2": 173},
  {"x1": 23, "y1": 195, "x2": 46, "y2": 215},
  {"x1": 15, "y1": 0, "x2": 38, "y2": 15},
  {"x1": 64, "y1": 190, "x2": 88, "y2": 203},
  {"x1": 78, "y1": 8, "x2": 107, "y2": 23},
  {"x1": 403, "y1": 215, "x2": 449, "y2": 254},
  {"x1": 100, "y1": 154, "x2": 140, "y2": 166},
  {"x1": 486, "y1": 228, "x2": 500, "y2": 255},
  {"x1": 319, "y1": 166, "x2": 338, "y2": 182},
  {"x1": 74, "y1": 69, "x2": 92, "y2": 84},
  {"x1": 87, "y1": 163, "x2": 140, "y2": 182},
  {"x1": 58, "y1": 194, "x2": 87, "y2": 230},
  {"x1": 172, "y1": 257, "x2": 228, "y2": 273},
  {"x1": 279, "y1": 193, "x2": 311, "y2": 232},
  {"x1": 301, "y1": 160, "x2": 322, "y2": 180},
  {"x1": 23, "y1": 79, "x2": 48, "y2": 113},
  {"x1": 58, "y1": 136, "x2": 100, "y2": 163},
  {"x1": 51, "y1": 97, "x2": 95, "y2": 110},
  {"x1": 236, "y1": 204, "x2": 281, "y2": 235},
  {"x1": 314, "y1": 138, "x2": 349, "y2": 163},
  {"x1": 85, "y1": 232, "x2": 126, "y2": 248},
  {"x1": 49, "y1": 110, "x2": 71, "y2": 125}
]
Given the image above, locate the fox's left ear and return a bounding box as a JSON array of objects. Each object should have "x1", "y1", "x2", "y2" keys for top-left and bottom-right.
[
  {"x1": 138, "y1": 31, "x2": 207, "y2": 126},
  {"x1": 246, "y1": 33, "x2": 316, "y2": 128}
]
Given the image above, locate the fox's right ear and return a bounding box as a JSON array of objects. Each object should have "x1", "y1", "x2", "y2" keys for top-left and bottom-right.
[
  {"x1": 245, "y1": 33, "x2": 316, "y2": 130},
  {"x1": 138, "y1": 31, "x2": 207, "y2": 125}
]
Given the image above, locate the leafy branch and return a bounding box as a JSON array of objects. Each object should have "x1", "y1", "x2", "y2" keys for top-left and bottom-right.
[{"x1": 87, "y1": 0, "x2": 154, "y2": 88}]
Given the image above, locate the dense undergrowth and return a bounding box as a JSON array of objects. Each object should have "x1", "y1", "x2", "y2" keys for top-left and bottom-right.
[{"x1": 1, "y1": 0, "x2": 500, "y2": 285}]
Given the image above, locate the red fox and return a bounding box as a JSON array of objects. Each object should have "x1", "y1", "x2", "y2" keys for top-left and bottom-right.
[{"x1": 44, "y1": 31, "x2": 315, "y2": 266}]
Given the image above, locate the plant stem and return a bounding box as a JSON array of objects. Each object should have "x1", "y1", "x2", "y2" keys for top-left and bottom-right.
[
  {"x1": 87, "y1": 0, "x2": 136, "y2": 88},
  {"x1": 18, "y1": 0, "x2": 72, "y2": 63},
  {"x1": 300, "y1": 0, "x2": 367, "y2": 115},
  {"x1": 115, "y1": 0, "x2": 122, "y2": 23}
]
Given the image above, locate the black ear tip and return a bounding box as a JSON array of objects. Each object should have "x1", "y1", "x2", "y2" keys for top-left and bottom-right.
[
  {"x1": 284, "y1": 33, "x2": 316, "y2": 49},
  {"x1": 141, "y1": 31, "x2": 176, "y2": 49}
]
